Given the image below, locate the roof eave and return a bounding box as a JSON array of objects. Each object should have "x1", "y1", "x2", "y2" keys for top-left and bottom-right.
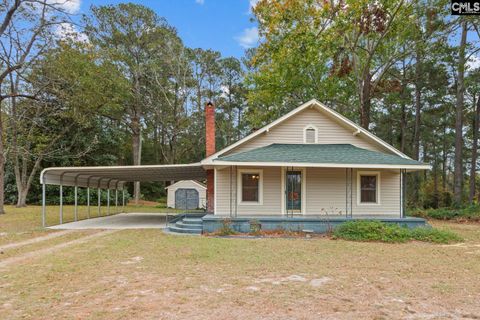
[{"x1": 210, "y1": 160, "x2": 431, "y2": 170}]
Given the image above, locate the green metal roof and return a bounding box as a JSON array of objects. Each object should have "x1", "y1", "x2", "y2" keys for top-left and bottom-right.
[{"x1": 215, "y1": 144, "x2": 427, "y2": 167}]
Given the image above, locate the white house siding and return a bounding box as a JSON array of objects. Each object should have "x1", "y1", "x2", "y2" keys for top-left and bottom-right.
[
  {"x1": 225, "y1": 108, "x2": 391, "y2": 156},
  {"x1": 215, "y1": 166, "x2": 282, "y2": 215},
  {"x1": 305, "y1": 168, "x2": 400, "y2": 216},
  {"x1": 215, "y1": 167, "x2": 400, "y2": 216},
  {"x1": 166, "y1": 180, "x2": 206, "y2": 208}
]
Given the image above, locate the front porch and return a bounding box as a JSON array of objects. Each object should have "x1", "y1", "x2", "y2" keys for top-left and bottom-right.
[
  {"x1": 212, "y1": 144, "x2": 430, "y2": 219},
  {"x1": 202, "y1": 214, "x2": 428, "y2": 234}
]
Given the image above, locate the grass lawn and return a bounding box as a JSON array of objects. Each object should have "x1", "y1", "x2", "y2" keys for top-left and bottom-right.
[{"x1": 1, "y1": 206, "x2": 480, "y2": 319}]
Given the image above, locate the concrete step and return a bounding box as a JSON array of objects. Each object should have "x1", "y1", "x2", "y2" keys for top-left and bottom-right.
[
  {"x1": 183, "y1": 218, "x2": 203, "y2": 224},
  {"x1": 175, "y1": 221, "x2": 203, "y2": 229},
  {"x1": 168, "y1": 226, "x2": 202, "y2": 234}
]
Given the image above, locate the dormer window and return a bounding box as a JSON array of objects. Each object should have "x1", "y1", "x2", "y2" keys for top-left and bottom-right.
[{"x1": 304, "y1": 125, "x2": 318, "y2": 144}]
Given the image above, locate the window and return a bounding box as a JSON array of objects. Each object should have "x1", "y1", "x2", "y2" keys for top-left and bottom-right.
[
  {"x1": 304, "y1": 125, "x2": 318, "y2": 143},
  {"x1": 242, "y1": 173, "x2": 259, "y2": 201},
  {"x1": 238, "y1": 169, "x2": 263, "y2": 205},
  {"x1": 357, "y1": 171, "x2": 380, "y2": 204}
]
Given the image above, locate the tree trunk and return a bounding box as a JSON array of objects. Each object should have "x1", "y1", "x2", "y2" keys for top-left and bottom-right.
[
  {"x1": 412, "y1": 49, "x2": 422, "y2": 205},
  {"x1": 0, "y1": 101, "x2": 5, "y2": 214},
  {"x1": 433, "y1": 137, "x2": 439, "y2": 209},
  {"x1": 469, "y1": 94, "x2": 480, "y2": 203},
  {"x1": 132, "y1": 116, "x2": 142, "y2": 204},
  {"x1": 359, "y1": 72, "x2": 372, "y2": 129},
  {"x1": 16, "y1": 187, "x2": 28, "y2": 207},
  {"x1": 442, "y1": 116, "x2": 448, "y2": 191},
  {"x1": 454, "y1": 20, "x2": 468, "y2": 205}
]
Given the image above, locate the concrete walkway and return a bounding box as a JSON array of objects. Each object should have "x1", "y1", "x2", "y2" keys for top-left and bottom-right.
[{"x1": 48, "y1": 213, "x2": 168, "y2": 230}]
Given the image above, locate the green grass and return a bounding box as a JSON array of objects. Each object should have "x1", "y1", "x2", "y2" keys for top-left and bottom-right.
[
  {"x1": 0, "y1": 207, "x2": 480, "y2": 318},
  {"x1": 0, "y1": 204, "x2": 184, "y2": 245},
  {"x1": 333, "y1": 220, "x2": 462, "y2": 244},
  {"x1": 410, "y1": 205, "x2": 480, "y2": 221}
]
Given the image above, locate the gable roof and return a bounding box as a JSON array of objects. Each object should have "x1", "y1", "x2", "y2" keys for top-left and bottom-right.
[
  {"x1": 215, "y1": 144, "x2": 429, "y2": 169},
  {"x1": 165, "y1": 180, "x2": 206, "y2": 190},
  {"x1": 201, "y1": 99, "x2": 410, "y2": 165}
]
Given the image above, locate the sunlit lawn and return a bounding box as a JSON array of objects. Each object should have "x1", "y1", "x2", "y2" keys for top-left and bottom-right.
[
  {"x1": 1, "y1": 206, "x2": 480, "y2": 319},
  {"x1": 0, "y1": 204, "x2": 182, "y2": 245}
]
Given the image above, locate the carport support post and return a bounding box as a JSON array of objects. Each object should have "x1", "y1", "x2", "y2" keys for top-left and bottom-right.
[
  {"x1": 115, "y1": 181, "x2": 119, "y2": 214},
  {"x1": 74, "y1": 186, "x2": 78, "y2": 222},
  {"x1": 122, "y1": 189, "x2": 125, "y2": 213},
  {"x1": 59, "y1": 184, "x2": 63, "y2": 224},
  {"x1": 87, "y1": 187, "x2": 90, "y2": 218},
  {"x1": 98, "y1": 189, "x2": 101, "y2": 217},
  {"x1": 107, "y1": 189, "x2": 110, "y2": 215},
  {"x1": 42, "y1": 183, "x2": 46, "y2": 227}
]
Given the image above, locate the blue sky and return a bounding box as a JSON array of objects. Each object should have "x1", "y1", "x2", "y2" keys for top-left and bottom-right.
[{"x1": 71, "y1": 0, "x2": 258, "y2": 58}]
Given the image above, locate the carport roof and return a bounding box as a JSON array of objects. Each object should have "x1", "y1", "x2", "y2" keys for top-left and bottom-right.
[{"x1": 40, "y1": 163, "x2": 206, "y2": 189}]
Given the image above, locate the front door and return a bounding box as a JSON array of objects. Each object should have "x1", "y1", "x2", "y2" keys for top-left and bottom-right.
[{"x1": 286, "y1": 170, "x2": 302, "y2": 214}]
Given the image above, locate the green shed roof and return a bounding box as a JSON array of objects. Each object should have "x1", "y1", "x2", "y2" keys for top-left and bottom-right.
[{"x1": 215, "y1": 144, "x2": 428, "y2": 168}]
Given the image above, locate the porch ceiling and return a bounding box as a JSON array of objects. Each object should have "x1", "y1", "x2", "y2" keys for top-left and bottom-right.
[
  {"x1": 214, "y1": 144, "x2": 431, "y2": 170},
  {"x1": 40, "y1": 163, "x2": 206, "y2": 189}
]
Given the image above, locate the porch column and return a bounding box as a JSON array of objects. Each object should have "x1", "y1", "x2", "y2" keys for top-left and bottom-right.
[
  {"x1": 400, "y1": 169, "x2": 407, "y2": 218},
  {"x1": 345, "y1": 168, "x2": 353, "y2": 218}
]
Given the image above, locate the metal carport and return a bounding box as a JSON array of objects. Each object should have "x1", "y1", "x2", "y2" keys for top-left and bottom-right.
[{"x1": 40, "y1": 163, "x2": 206, "y2": 227}]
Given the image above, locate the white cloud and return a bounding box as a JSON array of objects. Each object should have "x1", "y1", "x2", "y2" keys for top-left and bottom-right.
[
  {"x1": 195, "y1": 0, "x2": 205, "y2": 5},
  {"x1": 467, "y1": 55, "x2": 480, "y2": 71},
  {"x1": 48, "y1": 0, "x2": 81, "y2": 14},
  {"x1": 235, "y1": 26, "x2": 259, "y2": 48},
  {"x1": 55, "y1": 22, "x2": 88, "y2": 42}
]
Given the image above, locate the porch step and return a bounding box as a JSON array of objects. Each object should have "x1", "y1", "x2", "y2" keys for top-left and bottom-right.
[
  {"x1": 182, "y1": 218, "x2": 203, "y2": 224},
  {"x1": 175, "y1": 221, "x2": 203, "y2": 229},
  {"x1": 167, "y1": 226, "x2": 202, "y2": 234},
  {"x1": 167, "y1": 216, "x2": 204, "y2": 235}
]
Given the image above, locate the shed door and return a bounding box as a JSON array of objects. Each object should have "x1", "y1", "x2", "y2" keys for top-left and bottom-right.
[{"x1": 175, "y1": 188, "x2": 199, "y2": 210}]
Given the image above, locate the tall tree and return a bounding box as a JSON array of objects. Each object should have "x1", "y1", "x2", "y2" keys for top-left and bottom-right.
[
  {"x1": 454, "y1": 19, "x2": 468, "y2": 205},
  {"x1": 7, "y1": 42, "x2": 124, "y2": 206},
  {"x1": 0, "y1": 0, "x2": 73, "y2": 213},
  {"x1": 85, "y1": 3, "x2": 174, "y2": 203}
]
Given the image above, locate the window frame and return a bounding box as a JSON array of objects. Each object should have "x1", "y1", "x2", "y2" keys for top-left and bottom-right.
[
  {"x1": 237, "y1": 169, "x2": 263, "y2": 205},
  {"x1": 303, "y1": 124, "x2": 318, "y2": 144},
  {"x1": 356, "y1": 171, "x2": 381, "y2": 205}
]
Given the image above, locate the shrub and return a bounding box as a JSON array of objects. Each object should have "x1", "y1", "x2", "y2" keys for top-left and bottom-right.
[
  {"x1": 216, "y1": 218, "x2": 236, "y2": 236},
  {"x1": 410, "y1": 227, "x2": 463, "y2": 244},
  {"x1": 333, "y1": 221, "x2": 411, "y2": 243},
  {"x1": 333, "y1": 220, "x2": 462, "y2": 244},
  {"x1": 249, "y1": 219, "x2": 261, "y2": 235},
  {"x1": 410, "y1": 205, "x2": 480, "y2": 221}
]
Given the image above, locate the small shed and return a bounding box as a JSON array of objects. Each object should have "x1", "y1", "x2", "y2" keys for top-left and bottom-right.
[{"x1": 166, "y1": 180, "x2": 207, "y2": 210}]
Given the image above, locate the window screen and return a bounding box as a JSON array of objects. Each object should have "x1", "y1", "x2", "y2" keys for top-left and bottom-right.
[
  {"x1": 360, "y1": 175, "x2": 377, "y2": 203},
  {"x1": 242, "y1": 173, "x2": 259, "y2": 202}
]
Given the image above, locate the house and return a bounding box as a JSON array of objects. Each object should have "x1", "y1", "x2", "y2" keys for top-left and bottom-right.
[
  {"x1": 40, "y1": 99, "x2": 430, "y2": 234},
  {"x1": 166, "y1": 180, "x2": 206, "y2": 210},
  {"x1": 189, "y1": 99, "x2": 429, "y2": 234}
]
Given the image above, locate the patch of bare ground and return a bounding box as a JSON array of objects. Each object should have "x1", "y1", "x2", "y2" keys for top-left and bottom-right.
[
  {"x1": 0, "y1": 223, "x2": 479, "y2": 319},
  {"x1": 0, "y1": 230, "x2": 118, "y2": 269},
  {"x1": 0, "y1": 230, "x2": 74, "y2": 251}
]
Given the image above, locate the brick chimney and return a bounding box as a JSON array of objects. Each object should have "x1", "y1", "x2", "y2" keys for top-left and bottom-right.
[{"x1": 205, "y1": 102, "x2": 215, "y2": 212}]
